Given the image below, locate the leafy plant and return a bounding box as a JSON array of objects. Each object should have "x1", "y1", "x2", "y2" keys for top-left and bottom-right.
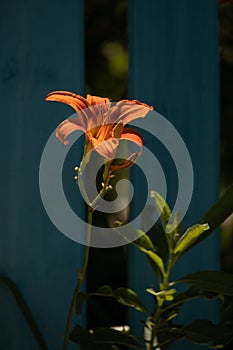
[
  {"x1": 69, "y1": 185, "x2": 233, "y2": 350},
  {"x1": 44, "y1": 91, "x2": 233, "y2": 349}
]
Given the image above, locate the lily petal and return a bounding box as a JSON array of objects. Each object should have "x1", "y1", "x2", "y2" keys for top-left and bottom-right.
[
  {"x1": 46, "y1": 91, "x2": 111, "y2": 131},
  {"x1": 95, "y1": 123, "x2": 115, "y2": 142},
  {"x1": 46, "y1": 90, "x2": 151, "y2": 168},
  {"x1": 46, "y1": 91, "x2": 90, "y2": 111},
  {"x1": 86, "y1": 94, "x2": 110, "y2": 105},
  {"x1": 111, "y1": 121, "x2": 124, "y2": 139},
  {"x1": 56, "y1": 118, "x2": 86, "y2": 144},
  {"x1": 108, "y1": 128, "x2": 144, "y2": 170},
  {"x1": 109, "y1": 129, "x2": 144, "y2": 171},
  {"x1": 120, "y1": 128, "x2": 144, "y2": 152},
  {"x1": 86, "y1": 133, "x2": 120, "y2": 159},
  {"x1": 107, "y1": 100, "x2": 153, "y2": 125}
]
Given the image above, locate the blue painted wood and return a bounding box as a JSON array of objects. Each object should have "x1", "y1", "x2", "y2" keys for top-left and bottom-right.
[
  {"x1": 0, "y1": 1, "x2": 84, "y2": 349},
  {"x1": 128, "y1": 1, "x2": 220, "y2": 349}
]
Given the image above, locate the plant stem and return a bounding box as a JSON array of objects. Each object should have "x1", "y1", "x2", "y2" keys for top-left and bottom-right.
[
  {"x1": 90, "y1": 162, "x2": 112, "y2": 208},
  {"x1": 63, "y1": 161, "x2": 113, "y2": 350},
  {"x1": 62, "y1": 206, "x2": 93, "y2": 350},
  {"x1": 75, "y1": 166, "x2": 91, "y2": 206},
  {"x1": 149, "y1": 298, "x2": 163, "y2": 350},
  {"x1": 149, "y1": 254, "x2": 175, "y2": 350}
]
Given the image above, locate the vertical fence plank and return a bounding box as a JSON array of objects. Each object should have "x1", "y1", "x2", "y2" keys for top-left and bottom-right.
[
  {"x1": 128, "y1": 1, "x2": 219, "y2": 348},
  {"x1": 0, "y1": 1, "x2": 84, "y2": 348}
]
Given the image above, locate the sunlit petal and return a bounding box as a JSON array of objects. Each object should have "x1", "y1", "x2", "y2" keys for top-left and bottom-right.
[
  {"x1": 46, "y1": 91, "x2": 111, "y2": 131},
  {"x1": 46, "y1": 90, "x2": 152, "y2": 165},
  {"x1": 46, "y1": 91, "x2": 90, "y2": 112},
  {"x1": 56, "y1": 118, "x2": 86, "y2": 144},
  {"x1": 94, "y1": 139, "x2": 119, "y2": 159},
  {"x1": 120, "y1": 128, "x2": 144, "y2": 151},
  {"x1": 86, "y1": 94, "x2": 110, "y2": 105},
  {"x1": 108, "y1": 100, "x2": 153, "y2": 125},
  {"x1": 111, "y1": 121, "x2": 124, "y2": 139},
  {"x1": 86, "y1": 131, "x2": 119, "y2": 159},
  {"x1": 109, "y1": 129, "x2": 144, "y2": 170},
  {"x1": 95, "y1": 123, "x2": 114, "y2": 142}
]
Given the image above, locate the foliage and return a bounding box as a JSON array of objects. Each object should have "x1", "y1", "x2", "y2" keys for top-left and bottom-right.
[
  {"x1": 39, "y1": 76, "x2": 233, "y2": 349},
  {"x1": 45, "y1": 88, "x2": 233, "y2": 349},
  {"x1": 68, "y1": 186, "x2": 233, "y2": 350}
]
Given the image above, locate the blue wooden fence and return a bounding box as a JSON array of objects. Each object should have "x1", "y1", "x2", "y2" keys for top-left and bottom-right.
[
  {"x1": 0, "y1": 0, "x2": 219, "y2": 349},
  {"x1": 0, "y1": 1, "x2": 85, "y2": 349}
]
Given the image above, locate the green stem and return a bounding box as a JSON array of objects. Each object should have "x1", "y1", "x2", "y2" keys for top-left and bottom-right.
[
  {"x1": 161, "y1": 294, "x2": 201, "y2": 314},
  {"x1": 162, "y1": 253, "x2": 174, "y2": 290},
  {"x1": 63, "y1": 161, "x2": 113, "y2": 350},
  {"x1": 149, "y1": 299, "x2": 163, "y2": 350},
  {"x1": 62, "y1": 207, "x2": 92, "y2": 350},
  {"x1": 90, "y1": 162, "x2": 112, "y2": 209},
  {"x1": 149, "y1": 254, "x2": 175, "y2": 350},
  {"x1": 75, "y1": 167, "x2": 91, "y2": 206}
]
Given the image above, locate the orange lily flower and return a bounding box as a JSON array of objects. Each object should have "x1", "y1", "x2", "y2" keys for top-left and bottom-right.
[{"x1": 46, "y1": 91, "x2": 153, "y2": 167}]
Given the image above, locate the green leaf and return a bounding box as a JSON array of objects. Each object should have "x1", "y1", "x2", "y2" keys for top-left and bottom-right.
[
  {"x1": 151, "y1": 191, "x2": 171, "y2": 229},
  {"x1": 152, "y1": 326, "x2": 184, "y2": 348},
  {"x1": 169, "y1": 211, "x2": 181, "y2": 240},
  {"x1": 71, "y1": 324, "x2": 145, "y2": 349},
  {"x1": 162, "y1": 286, "x2": 221, "y2": 322},
  {"x1": 148, "y1": 223, "x2": 169, "y2": 262},
  {"x1": 145, "y1": 256, "x2": 164, "y2": 283},
  {"x1": 146, "y1": 288, "x2": 176, "y2": 301},
  {"x1": 150, "y1": 191, "x2": 180, "y2": 251},
  {"x1": 92, "y1": 285, "x2": 149, "y2": 314},
  {"x1": 113, "y1": 223, "x2": 142, "y2": 245},
  {"x1": 166, "y1": 286, "x2": 219, "y2": 309},
  {"x1": 114, "y1": 288, "x2": 147, "y2": 312},
  {"x1": 154, "y1": 333, "x2": 184, "y2": 349},
  {"x1": 70, "y1": 324, "x2": 93, "y2": 346},
  {"x1": 115, "y1": 225, "x2": 165, "y2": 278},
  {"x1": 184, "y1": 320, "x2": 233, "y2": 348},
  {"x1": 175, "y1": 270, "x2": 233, "y2": 296},
  {"x1": 145, "y1": 251, "x2": 165, "y2": 276},
  {"x1": 134, "y1": 230, "x2": 156, "y2": 252},
  {"x1": 133, "y1": 231, "x2": 165, "y2": 279},
  {"x1": 173, "y1": 223, "x2": 209, "y2": 255},
  {"x1": 80, "y1": 342, "x2": 113, "y2": 350},
  {"x1": 93, "y1": 328, "x2": 144, "y2": 349},
  {"x1": 96, "y1": 285, "x2": 113, "y2": 296},
  {"x1": 165, "y1": 310, "x2": 179, "y2": 322},
  {"x1": 176, "y1": 185, "x2": 233, "y2": 252},
  {"x1": 201, "y1": 184, "x2": 233, "y2": 237}
]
